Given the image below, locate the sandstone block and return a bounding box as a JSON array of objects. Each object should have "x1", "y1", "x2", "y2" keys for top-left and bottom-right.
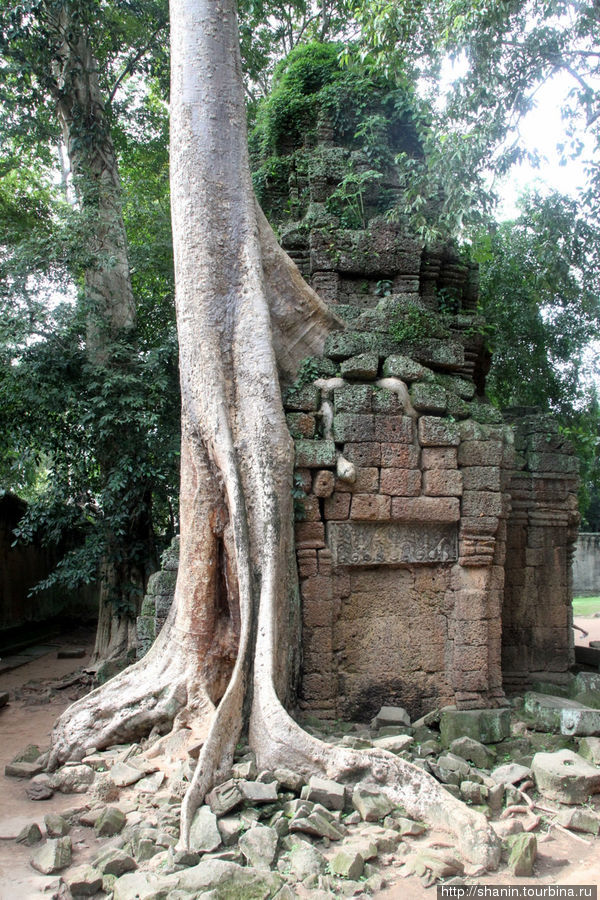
[
  {"x1": 323, "y1": 492, "x2": 351, "y2": 519},
  {"x1": 380, "y1": 467, "x2": 421, "y2": 496},
  {"x1": 286, "y1": 412, "x2": 316, "y2": 439},
  {"x1": 458, "y1": 440, "x2": 503, "y2": 467},
  {"x1": 295, "y1": 521, "x2": 325, "y2": 549},
  {"x1": 352, "y1": 787, "x2": 393, "y2": 822},
  {"x1": 305, "y1": 776, "x2": 345, "y2": 810},
  {"x1": 189, "y1": 805, "x2": 221, "y2": 853},
  {"x1": 421, "y1": 447, "x2": 457, "y2": 469},
  {"x1": 423, "y1": 469, "x2": 463, "y2": 496},
  {"x1": 239, "y1": 824, "x2": 278, "y2": 870},
  {"x1": 333, "y1": 413, "x2": 375, "y2": 442},
  {"x1": 380, "y1": 442, "x2": 420, "y2": 468},
  {"x1": 31, "y1": 837, "x2": 72, "y2": 874},
  {"x1": 351, "y1": 494, "x2": 391, "y2": 520},
  {"x1": 295, "y1": 440, "x2": 336, "y2": 468},
  {"x1": 506, "y1": 833, "x2": 536, "y2": 876},
  {"x1": 418, "y1": 416, "x2": 460, "y2": 447},
  {"x1": 312, "y1": 469, "x2": 335, "y2": 497},
  {"x1": 329, "y1": 848, "x2": 364, "y2": 879},
  {"x1": 374, "y1": 415, "x2": 414, "y2": 443},
  {"x1": 334, "y1": 383, "x2": 373, "y2": 413},
  {"x1": 343, "y1": 441, "x2": 381, "y2": 466},
  {"x1": 63, "y1": 864, "x2": 103, "y2": 896},
  {"x1": 298, "y1": 496, "x2": 320, "y2": 521},
  {"x1": 439, "y1": 707, "x2": 511, "y2": 746},
  {"x1": 410, "y1": 383, "x2": 447, "y2": 414},
  {"x1": 390, "y1": 496, "x2": 460, "y2": 523},
  {"x1": 297, "y1": 549, "x2": 317, "y2": 578},
  {"x1": 532, "y1": 750, "x2": 600, "y2": 804},
  {"x1": 340, "y1": 353, "x2": 379, "y2": 380}
]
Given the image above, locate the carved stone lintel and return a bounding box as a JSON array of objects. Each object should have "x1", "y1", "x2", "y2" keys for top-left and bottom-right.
[{"x1": 327, "y1": 521, "x2": 458, "y2": 566}]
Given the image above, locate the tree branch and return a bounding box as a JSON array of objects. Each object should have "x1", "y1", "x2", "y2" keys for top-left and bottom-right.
[{"x1": 107, "y1": 23, "x2": 166, "y2": 105}]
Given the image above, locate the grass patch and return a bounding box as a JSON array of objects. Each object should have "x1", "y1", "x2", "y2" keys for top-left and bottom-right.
[{"x1": 573, "y1": 596, "x2": 600, "y2": 617}]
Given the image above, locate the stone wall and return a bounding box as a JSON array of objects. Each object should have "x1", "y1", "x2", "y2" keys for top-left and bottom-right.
[
  {"x1": 572, "y1": 533, "x2": 600, "y2": 597},
  {"x1": 502, "y1": 410, "x2": 579, "y2": 689}
]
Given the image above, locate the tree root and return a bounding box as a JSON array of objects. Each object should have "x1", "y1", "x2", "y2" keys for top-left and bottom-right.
[{"x1": 47, "y1": 620, "x2": 214, "y2": 770}]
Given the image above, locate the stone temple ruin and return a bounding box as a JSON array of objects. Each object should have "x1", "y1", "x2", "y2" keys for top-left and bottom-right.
[{"x1": 138, "y1": 70, "x2": 580, "y2": 729}]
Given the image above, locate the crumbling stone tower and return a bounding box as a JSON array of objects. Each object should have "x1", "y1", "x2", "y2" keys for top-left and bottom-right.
[{"x1": 138, "y1": 46, "x2": 579, "y2": 723}]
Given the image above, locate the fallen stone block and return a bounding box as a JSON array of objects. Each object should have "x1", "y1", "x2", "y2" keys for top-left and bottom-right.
[
  {"x1": 440, "y1": 707, "x2": 510, "y2": 746},
  {"x1": 532, "y1": 749, "x2": 600, "y2": 804},
  {"x1": 30, "y1": 837, "x2": 72, "y2": 874},
  {"x1": 16, "y1": 823, "x2": 43, "y2": 846},
  {"x1": 63, "y1": 864, "x2": 103, "y2": 897},
  {"x1": 352, "y1": 786, "x2": 393, "y2": 822},
  {"x1": 305, "y1": 775, "x2": 345, "y2": 810},
  {"x1": 189, "y1": 805, "x2": 221, "y2": 854},
  {"x1": 506, "y1": 832, "x2": 536, "y2": 876},
  {"x1": 490, "y1": 763, "x2": 532, "y2": 786},
  {"x1": 524, "y1": 692, "x2": 600, "y2": 736},
  {"x1": 329, "y1": 848, "x2": 364, "y2": 879},
  {"x1": 206, "y1": 779, "x2": 243, "y2": 816},
  {"x1": 287, "y1": 842, "x2": 327, "y2": 880},
  {"x1": 238, "y1": 823, "x2": 278, "y2": 870},
  {"x1": 94, "y1": 806, "x2": 126, "y2": 837},
  {"x1": 371, "y1": 705, "x2": 411, "y2": 730},
  {"x1": 450, "y1": 735, "x2": 496, "y2": 769},
  {"x1": 556, "y1": 807, "x2": 600, "y2": 835},
  {"x1": 4, "y1": 761, "x2": 44, "y2": 779}
]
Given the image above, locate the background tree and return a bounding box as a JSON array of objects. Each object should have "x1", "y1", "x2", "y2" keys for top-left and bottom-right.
[{"x1": 0, "y1": 0, "x2": 176, "y2": 660}]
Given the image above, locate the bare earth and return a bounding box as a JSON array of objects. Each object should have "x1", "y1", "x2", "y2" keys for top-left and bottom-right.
[{"x1": 0, "y1": 625, "x2": 599, "y2": 898}]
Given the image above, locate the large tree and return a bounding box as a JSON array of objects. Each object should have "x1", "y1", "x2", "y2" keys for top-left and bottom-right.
[{"x1": 47, "y1": 0, "x2": 501, "y2": 868}]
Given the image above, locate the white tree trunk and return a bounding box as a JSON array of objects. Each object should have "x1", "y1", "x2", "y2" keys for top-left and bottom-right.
[{"x1": 48, "y1": 0, "x2": 501, "y2": 869}]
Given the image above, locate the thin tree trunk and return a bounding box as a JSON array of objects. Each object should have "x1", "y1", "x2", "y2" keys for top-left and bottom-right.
[{"x1": 48, "y1": 0, "x2": 501, "y2": 869}]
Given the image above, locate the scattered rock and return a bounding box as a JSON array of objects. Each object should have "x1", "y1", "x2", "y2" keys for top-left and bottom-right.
[
  {"x1": 217, "y1": 815, "x2": 244, "y2": 846},
  {"x1": 189, "y1": 805, "x2": 222, "y2": 853},
  {"x1": 372, "y1": 734, "x2": 414, "y2": 753},
  {"x1": 110, "y1": 761, "x2": 146, "y2": 787},
  {"x1": 493, "y1": 820, "x2": 524, "y2": 839},
  {"x1": 16, "y1": 823, "x2": 43, "y2": 845},
  {"x1": 134, "y1": 771, "x2": 165, "y2": 793},
  {"x1": 44, "y1": 814, "x2": 70, "y2": 837},
  {"x1": 238, "y1": 823, "x2": 278, "y2": 869},
  {"x1": 506, "y1": 832, "x2": 536, "y2": 876},
  {"x1": 274, "y1": 768, "x2": 304, "y2": 793},
  {"x1": 232, "y1": 754, "x2": 257, "y2": 780},
  {"x1": 289, "y1": 811, "x2": 344, "y2": 840},
  {"x1": 532, "y1": 749, "x2": 600, "y2": 804},
  {"x1": 460, "y1": 781, "x2": 487, "y2": 805},
  {"x1": 287, "y1": 842, "x2": 327, "y2": 880},
  {"x1": 578, "y1": 736, "x2": 600, "y2": 765},
  {"x1": 239, "y1": 780, "x2": 278, "y2": 804},
  {"x1": 371, "y1": 706, "x2": 411, "y2": 730},
  {"x1": 556, "y1": 808, "x2": 600, "y2": 835},
  {"x1": 439, "y1": 707, "x2": 510, "y2": 746},
  {"x1": 4, "y1": 760, "x2": 44, "y2": 778},
  {"x1": 63, "y1": 864, "x2": 103, "y2": 896},
  {"x1": 94, "y1": 847, "x2": 138, "y2": 877},
  {"x1": 450, "y1": 736, "x2": 496, "y2": 769},
  {"x1": 11, "y1": 744, "x2": 41, "y2": 764},
  {"x1": 174, "y1": 858, "x2": 282, "y2": 897},
  {"x1": 30, "y1": 837, "x2": 72, "y2": 874},
  {"x1": 94, "y1": 806, "x2": 126, "y2": 837},
  {"x1": 393, "y1": 816, "x2": 426, "y2": 836},
  {"x1": 490, "y1": 763, "x2": 532, "y2": 786},
  {"x1": 329, "y1": 848, "x2": 364, "y2": 879},
  {"x1": 51, "y1": 764, "x2": 95, "y2": 793},
  {"x1": 352, "y1": 786, "x2": 393, "y2": 822},
  {"x1": 206, "y1": 779, "x2": 243, "y2": 816},
  {"x1": 305, "y1": 776, "x2": 345, "y2": 810},
  {"x1": 89, "y1": 775, "x2": 119, "y2": 803}
]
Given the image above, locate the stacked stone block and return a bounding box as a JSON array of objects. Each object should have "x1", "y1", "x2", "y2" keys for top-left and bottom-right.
[
  {"x1": 136, "y1": 537, "x2": 179, "y2": 659},
  {"x1": 285, "y1": 337, "x2": 514, "y2": 721},
  {"x1": 502, "y1": 411, "x2": 579, "y2": 688}
]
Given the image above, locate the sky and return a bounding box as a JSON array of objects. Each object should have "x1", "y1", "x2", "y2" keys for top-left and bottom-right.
[{"x1": 496, "y1": 70, "x2": 596, "y2": 220}]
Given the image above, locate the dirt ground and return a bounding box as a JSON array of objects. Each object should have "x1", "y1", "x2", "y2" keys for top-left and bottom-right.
[{"x1": 1, "y1": 625, "x2": 600, "y2": 898}]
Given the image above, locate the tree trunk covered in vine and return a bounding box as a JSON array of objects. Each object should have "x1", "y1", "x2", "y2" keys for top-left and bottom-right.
[{"x1": 48, "y1": 0, "x2": 501, "y2": 869}]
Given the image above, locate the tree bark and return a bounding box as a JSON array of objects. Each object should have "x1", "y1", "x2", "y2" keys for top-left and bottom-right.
[{"x1": 48, "y1": 0, "x2": 501, "y2": 869}]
